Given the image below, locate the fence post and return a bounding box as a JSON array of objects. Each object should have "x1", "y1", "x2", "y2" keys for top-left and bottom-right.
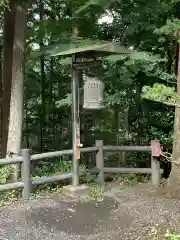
[
  {"x1": 21, "y1": 149, "x2": 31, "y2": 198},
  {"x1": 151, "y1": 140, "x2": 161, "y2": 186},
  {"x1": 95, "y1": 140, "x2": 104, "y2": 186}
]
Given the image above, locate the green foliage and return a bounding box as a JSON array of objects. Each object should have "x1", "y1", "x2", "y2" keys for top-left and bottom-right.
[
  {"x1": 76, "y1": 0, "x2": 116, "y2": 14},
  {"x1": 0, "y1": 166, "x2": 14, "y2": 184},
  {"x1": 88, "y1": 185, "x2": 105, "y2": 200},
  {"x1": 0, "y1": 167, "x2": 20, "y2": 206},
  {"x1": 142, "y1": 84, "x2": 176, "y2": 104},
  {"x1": 56, "y1": 94, "x2": 72, "y2": 107},
  {"x1": 112, "y1": 173, "x2": 149, "y2": 186},
  {"x1": 25, "y1": 0, "x2": 177, "y2": 175},
  {"x1": 155, "y1": 19, "x2": 180, "y2": 40},
  {"x1": 0, "y1": 0, "x2": 8, "y2": 7},
  {"x1": 0, "y1": 0, "x2": 177, "y2": 201},
  {"x1": 106, "y1": 52, "x2": 165, "y2": 64},
  {"x1": 33, "y1": 157, "x2": 72, "y2": 177},
  {"x1": 148, "y1": 227, "x2": 180, "y2": 240},
  {"x1": 165, "y1": 232, "x2": 180, "y2": 240}
]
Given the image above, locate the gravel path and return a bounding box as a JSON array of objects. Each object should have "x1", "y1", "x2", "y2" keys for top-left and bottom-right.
[{"x1": 0, "y1": 185, "x2": 180, "y2": 239}]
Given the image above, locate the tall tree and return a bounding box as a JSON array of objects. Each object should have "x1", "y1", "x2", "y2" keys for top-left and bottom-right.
[
  {"x1": 167, "y1": 44, "x2": 180, "y2": 196},
  {"x1": 0, "y1": 36, "x2": 2, "y2": 154},
  {"x1": 1, "y1": 1, "x2": 16, "y2": 156},
  {"x1": 6, "y1": 1, "x2": 28, "y2": 180},
  {"x1": 39, "y1": 0, "x2": 46, "y2": 152}
]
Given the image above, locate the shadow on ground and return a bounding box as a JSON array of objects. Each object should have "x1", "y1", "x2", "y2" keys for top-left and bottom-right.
[
  {"x1": 25, "y1": 198, "x2": 121, "y2": 235},
  {"x1": 0, "y1": 185, "x2": 180, "y2": 239}
]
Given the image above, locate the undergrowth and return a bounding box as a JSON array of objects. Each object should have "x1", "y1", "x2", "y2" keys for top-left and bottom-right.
[
  {"x1": 32, "y1": 156, "x2": 73, "y2": 177},
  {"x1": 88, "y1": 185, "x2": 105, "y2": 200},
  {"x1": 111, "y1": 173, "x2": 150, "y2": 186},
  {"x1": 0, "y1": 159, "x2": 151, "y2": 207},
  {"x1": 148, "y1": 226, "x2": 180, "y2": 240}
]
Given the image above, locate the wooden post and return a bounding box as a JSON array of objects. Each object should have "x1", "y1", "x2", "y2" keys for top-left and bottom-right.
[
  {"x1": 151, "y1": 140, "x2": 161, "y2": 186},
  {"x1": 21, "y1": 149, "x2": 31, "y2": 198},
  {"x1": 95, "y1": 140, "x2": 104, "y2": 185}
]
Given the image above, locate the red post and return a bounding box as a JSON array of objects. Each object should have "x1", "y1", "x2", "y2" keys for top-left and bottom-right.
[
  {"x1": 151, "y1": 140, "x2": 161, "y2": 186},
  {"x1": 151, "y1": 140, "x2": 161, "y2": 157}
]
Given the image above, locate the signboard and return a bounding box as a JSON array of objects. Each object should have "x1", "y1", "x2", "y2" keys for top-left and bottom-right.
[
  {"x1": 76, "y1": 124, "x2": 81, "y2": 160},
  {"x1": 151, "y1": 140, "x2": 161, "y2": 157}
]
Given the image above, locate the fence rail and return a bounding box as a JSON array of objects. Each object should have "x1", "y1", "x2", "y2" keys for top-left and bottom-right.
[
  {"x1": 0, "y1": 140, "x2": 162, "y2": 198},
  {"x1": 0, "y1": 156, "x2": 23, "y2": 166},
  {"x1": 103, "y1": 145, "x2": 151, "y2": 152}
]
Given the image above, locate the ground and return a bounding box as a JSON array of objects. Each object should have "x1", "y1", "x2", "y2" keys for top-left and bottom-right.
[{"x1": 0, "y1": 184, "x2": 180, "y2": 240}]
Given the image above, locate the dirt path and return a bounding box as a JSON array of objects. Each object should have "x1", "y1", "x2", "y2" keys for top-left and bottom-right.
[{"x1": 0, "y1": 185, "x2": 180, "y2": 239}]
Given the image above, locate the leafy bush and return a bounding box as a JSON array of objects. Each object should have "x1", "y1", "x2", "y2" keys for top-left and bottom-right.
[
  {"x1": 33, "y1": 156, "x2": 72, "y2": 177},
  {"x1": 0, "y1": 165, "x2": 15, "y2": 184},
  {"x1": 165, "y1": 231, "x2": 180, "y2": 240}
]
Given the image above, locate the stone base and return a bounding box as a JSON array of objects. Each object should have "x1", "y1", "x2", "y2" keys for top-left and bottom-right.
[{"x1": 62, "y1": 185, "x2": 88, "y2": 198}]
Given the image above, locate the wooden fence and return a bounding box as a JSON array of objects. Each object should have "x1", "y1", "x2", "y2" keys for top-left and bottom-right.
[{"x1": 0, "y1": 140, "x2": 162, "y2": 198}]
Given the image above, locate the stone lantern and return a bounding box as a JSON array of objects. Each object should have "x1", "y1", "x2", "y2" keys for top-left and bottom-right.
[{"x1": 83, "y1": 75, "x2": 104, "y2": 109}]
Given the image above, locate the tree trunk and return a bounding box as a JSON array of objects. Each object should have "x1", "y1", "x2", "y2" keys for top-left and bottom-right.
[
  {"x1": 115, "y1": 107, "x2": 122, "y2": 167},
  {"x1": 114, "y1": 105, "x2": 127, "y2": 167},
  {"x1": 0, "y1": 41, "x2": 3, "y2": 155},
  {"x1": 168, "y1": 44, "x2": 180, "y2": 198},
  {"x1": 39, "y1": 0, "x2": 46, "y2": 152},
  {"x1": 1, "y1": 2, "x2": 16, "y2": 157},
  {"x1": 39, "y1": 55, "x2": 46, "y2": 152},
  {"x1": 6, "y1": 3, "x2": 28, "y2": 181},
  {"x1": 47, "y1": 58, "x2": 53, "y2": 124}
]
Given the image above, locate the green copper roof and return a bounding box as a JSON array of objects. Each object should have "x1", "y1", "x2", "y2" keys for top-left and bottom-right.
[{"x1": 49, "y1": 41, "x2": 132, "y2": 58}]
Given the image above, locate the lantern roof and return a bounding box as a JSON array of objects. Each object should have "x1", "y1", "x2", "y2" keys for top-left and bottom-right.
[{"x1": 48, "y1": 41, "x2": 132, "y2": 58}]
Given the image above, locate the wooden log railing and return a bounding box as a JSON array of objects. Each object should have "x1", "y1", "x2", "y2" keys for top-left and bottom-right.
[{"x1": 0, "y1": 140, "x2": 162, "y2": 197}]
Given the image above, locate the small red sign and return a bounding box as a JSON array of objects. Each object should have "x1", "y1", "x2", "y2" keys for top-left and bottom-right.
[
  {"x1": 76, "y1": 138, "x2": 81, "y2": 160},
  {"x1": 151, "y1": 140, "x2": 161, "y2": 157}
]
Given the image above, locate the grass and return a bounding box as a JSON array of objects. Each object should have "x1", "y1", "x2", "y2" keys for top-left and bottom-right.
[
  {"x1": 0, "y1": 171, "x2": 145, "y2": 208},
  {"x1": 0, "y1": 161, "x2": 162, "y2": 209},
  {"x1": 88, "y1": 185, "x2": 105, "y2": 200},
  {"x1": 165, "y1": 232, "x2": 180, "y2": 240},
  {"x1": 148, "y1": 226, "x2": 180, "y2": 240}
]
